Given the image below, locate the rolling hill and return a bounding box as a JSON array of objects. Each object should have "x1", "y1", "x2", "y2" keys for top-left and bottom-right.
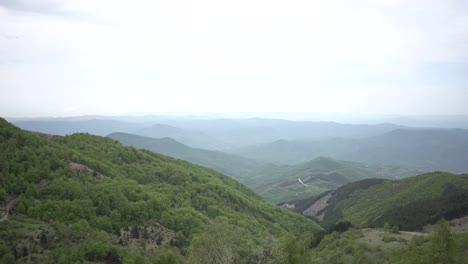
[
  {"x1": 12, "y1": 117, "x2": 405, "y2": 150},
  {"x1": 134, "y1": 124, "x2": 228, "y2": 150},
  {"x1": 287, "y1": 172, "x2": 468, "y2": 230},
  {"x1": 155, "y1": 118, "x2": 403, "y2": 149},
  {"x1": 107, "y1": 132, "x2": 277, "y2": 185},
  {"x1": 233, "y1": 128, "x2": 468, "y2": 173},
  {"x1": 107, "y1": 133, "x2": 417, "y2": 204},
  {"x1": 253, "y1": 157, "x2": 418, "y2": 204},
  {"x1": 0, "y1": 118, "x2": 322, "y2": 263}
]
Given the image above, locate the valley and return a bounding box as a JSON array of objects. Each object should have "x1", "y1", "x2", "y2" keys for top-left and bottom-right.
[
  {"x1": 2, "y1": 1, "x2": 467, "y2": 262},
  {"x1": 2, "y1": 117, "x2": 468, "y2": 263}
]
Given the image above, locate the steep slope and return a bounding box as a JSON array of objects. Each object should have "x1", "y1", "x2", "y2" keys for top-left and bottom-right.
[
  {"x1": 233, "y1": 128, "x2": 468, "y2": 173},
  {"x1": 290, "y1": 172, "x2": 468, "y2": 230},
  {"x1": 254, "y1": 157, "x2": 417, "y2": 204},
  {"x1": 0, "y1": 118, "x2": 322, "y2": 263},
  {"x1": 107, "y1": 132, "x2": 280, "y2": 186}
]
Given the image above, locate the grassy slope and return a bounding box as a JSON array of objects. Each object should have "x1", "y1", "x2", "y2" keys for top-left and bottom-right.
[{"x1": 0, "y1": 118, "x2": 322, "y2": 263}]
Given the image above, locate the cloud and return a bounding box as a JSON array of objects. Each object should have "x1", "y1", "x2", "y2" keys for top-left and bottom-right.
[{"x1": 0, "y1": 0, "x2": 467, "y2": 116}]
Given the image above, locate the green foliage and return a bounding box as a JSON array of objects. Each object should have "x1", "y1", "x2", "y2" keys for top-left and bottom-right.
[
  {"x1": 431, "y1": 219, "x2": 456, "y2": 264},
  {"x1": 186, "y1": 219, "x2": 245, "y2": 264},
  {"x1": 0, "y1": 188, "x2": 7, "y2": 202},
  {"x1": 108, "y1": 132, "x2": 275, "y2": 187},
  {"x1": 0, "y1": 118, "x2": 322, "y2": 262},
  {"x1": 155, "y1": 253, "x2": 178, "y2": 264},
  {"x1": 303, "y1": 225, "x2": 468, "y2": 264},
  {"x1": 382, "y1": 234, "x2": 397, "y2": 243},
  {"x1": 124, "y1": 251, "x2": 150, "y2": 264},
  {"x1": 298, "y1": 172, "x2": 468, "y2": 230},
  {"x1": 258, "y1": 157, "x2": 416, "y2": 204}
]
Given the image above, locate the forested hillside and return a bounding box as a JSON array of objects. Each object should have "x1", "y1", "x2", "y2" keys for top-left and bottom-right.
[
  {"x1": 253, "y1": 157, "x2": 417, "y2": 204},
  {"x1": 288, "y1": 172, "x2": 468, "y2": 230},
  {"x1": 108, "y1": 133, "x2": 418, "y2": 204},
  {"x1": 0, "y1": 118, "x2": 322, "y2": 263},
  {"x1": 107, "y1": 132, "x2": 276, "y2": 185}
]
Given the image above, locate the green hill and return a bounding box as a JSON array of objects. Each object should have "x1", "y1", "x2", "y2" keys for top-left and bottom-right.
[
  {"x1": 289, "y1": 172, "x2": 468, "y2": 230},
  {"x1": 0, "y1": 118, "x2": 322, "y2": 263},
  {"x1": 255, "y1": 157, "x2": 417, "y2": 204},
  {"x1": 106, "y1": 133, "x2": 417, "y2": 204},
  {"x1": 107, "y1": 132, "x2": 278, "y2": 186}
]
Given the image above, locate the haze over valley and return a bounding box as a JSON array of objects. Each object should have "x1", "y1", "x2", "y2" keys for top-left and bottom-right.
[{"x1": 1, "y1": 0, "x2": 468, "y2": 263}]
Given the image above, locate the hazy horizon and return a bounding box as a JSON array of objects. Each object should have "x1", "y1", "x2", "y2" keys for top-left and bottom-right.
[{"x1": 1, "y1": 0, "x2": 467, "y2": 117}]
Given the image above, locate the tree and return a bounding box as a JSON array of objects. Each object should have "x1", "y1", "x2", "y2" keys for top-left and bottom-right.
[
  {"x1": 186, "y1": 219, "x2": 243, "y2": 264},
  {"x1": 431, "y1": 218, "x2": 455, "y2": 264},
  {"x1": 383, "y1": 222, "x2": 390, "y2": 231},
  {"x1": 155, "y1": 253, "x2": 177, "y2": 264},
  {"x1": 17, "y1": 202, "x2": 27, "y2": 214}
]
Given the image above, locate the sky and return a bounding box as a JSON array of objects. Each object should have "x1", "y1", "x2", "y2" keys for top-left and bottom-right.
[{"x1": 0, "y1": 0, "x2": 467, "y2": 117}]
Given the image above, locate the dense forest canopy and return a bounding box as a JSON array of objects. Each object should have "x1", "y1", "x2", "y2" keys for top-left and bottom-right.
[{"x1": 0, "y1": 118, "x2": 322, "y2": 263}]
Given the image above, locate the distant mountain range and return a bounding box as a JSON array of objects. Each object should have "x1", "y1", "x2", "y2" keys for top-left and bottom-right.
[
  {"x1": 13, "y1": 117, "x2": 406, "y2": 150},
  {"x1": 233, "y1": 128, "x2": 468, "y2": 173},
  {"x1": 133, "y1": 124, "x2": 228, "y2": 150},
  {"x1": 155, "y1": 118, "x2": 404, "y2": 149},
  {"x1": 14, "y1": 119, "x2": 148, "y2": 136}
]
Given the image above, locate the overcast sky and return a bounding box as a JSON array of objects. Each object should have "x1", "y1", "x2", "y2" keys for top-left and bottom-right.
[{"x1": 0, "y1": 0, "x2": 467, "y2": 117}]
